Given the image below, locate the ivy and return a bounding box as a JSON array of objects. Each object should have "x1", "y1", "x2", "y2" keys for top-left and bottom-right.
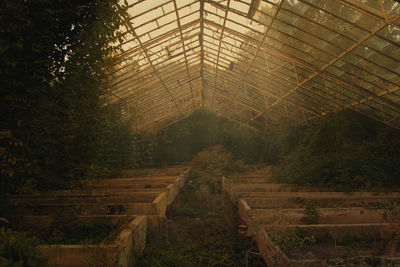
[{"x1": 0, "y1": 0, "x2": 133, "y2": 194}]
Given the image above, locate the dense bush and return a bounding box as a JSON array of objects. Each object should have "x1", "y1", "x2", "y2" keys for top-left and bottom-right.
[
  {"x1": 154, "y1": 109, "x2": 267, "y2": 165},
  {"x1": 0, "y1": 224, "x2": 50, "y2": 266},
  {"x1": 187, "y1": 146, "x2": 247, "y2": 196},
  {"x1": 0, "y1": 1, "x2": 137, "y2": 194},
  {"x1": 272, "y1": 111, "x2": 400, "y2": 191}
]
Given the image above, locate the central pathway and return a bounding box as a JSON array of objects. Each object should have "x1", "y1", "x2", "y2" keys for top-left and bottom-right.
[{"x1": 136, "y1": 170, "x2": 266, "y2": 266}]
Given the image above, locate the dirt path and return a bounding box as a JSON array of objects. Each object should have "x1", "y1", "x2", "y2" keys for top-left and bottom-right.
[{"x1": 136, "y1": 172, "x2": 266, "y2": 266}]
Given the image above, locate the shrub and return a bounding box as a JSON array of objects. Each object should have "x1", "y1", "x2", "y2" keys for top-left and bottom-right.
[
  {"x1": 272, "y1": 111, "x2": 400, "y2": 191},
  {"x1": 0, "y1": 225, "x2": 50, "y2": 266}
]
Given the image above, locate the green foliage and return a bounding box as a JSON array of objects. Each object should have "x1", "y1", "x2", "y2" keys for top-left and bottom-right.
[
  {"x1": 191, "y1": 145, "x2": 246, "y2": 176},
  {"x1": 132, "y1": 134, "x2": 162, "y2": 168},
  {"x1": 272, "y1": 111, "x2": 400, "y2": 191},
  {"x1": 136, "y1": 234, "x2": 261, "y2": 267},
  {"x1": 0, "y1": 227, "x2": 50, "y2": 267},
  {"x1": 270, "y1": 229, "x2": 393, "y2": 253},
  {"x1": 0, "y1": 0, "x2": 137, "y2": 194},
  {"x1": 136, "y1": 148, "x2": 264, "y2": 267},
  {"x1": 269, "y1": 228, "x2": 316, "y2": 251},
  {"x1": 186, "y1": 146, "x2": 248, "y2": 197},
  {"x1": 335, "y1": 234, "x2": 382, "y2": 250},
  {"x1": 155, "y1": 109, "x2": 266, "y2": 165},
  {"x1": 26, "y1": 218, "x2": 122, "y2": 245},
  {"x1": 300, "y1": 205, "x2": 320, "y2": 225}
]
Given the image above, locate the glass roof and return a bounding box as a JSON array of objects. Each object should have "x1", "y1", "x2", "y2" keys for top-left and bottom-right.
[{"x1": 109, "y1": 0, "x2": 400, "y2": 132}]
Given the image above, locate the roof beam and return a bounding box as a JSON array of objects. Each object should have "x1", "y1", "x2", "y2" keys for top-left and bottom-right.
[
  {"x1": 210, "y1": 0, "x2": 231, "y2": 108},
  {"x1": 267, "y1": 13, "x2": 400, "y2": 114},
  {"x1": 337, "y1": 0, "x2": 400, "y2": 29},
  {"x1": 200, "y1": 0, "x2": 205, "y2": 107},
  {"x1": 231, "y1": 0, "x2": 284, "y2": 99},
  {"x1": 173, "y1": 0, "x2": 196, "y2": 108},
  {"x1": 117, "y1": 5, "x2": 180, "y2": 112},
  {"x1": 204, "y1": 18, "x2": 400, "y2": 115}
]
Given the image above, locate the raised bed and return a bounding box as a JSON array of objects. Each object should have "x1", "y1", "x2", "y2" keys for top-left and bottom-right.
[
  {"x1": 222, "y1": 177, "x2": 292, "y2": 202},
  {"x1": 257, "y1": 223, "x2": 400, "y2": 266},
  {"x1": 239, "y1": 200, "x2": 389, "y2": 235},
  {"x1": 222, "y1": 177, "x2": 400, "y2": 203},
  {"x1": 121, "y1": 165, "x2": 188, "y2": 178},
  {"x1": 53, "y1": 182, "x2": 180, "y2": 205},
  {"x1": 8, "y1": 191, "x2": 168, "y2": 216},
  {"x1": 100, "y1": 176, "x2": 181, "y2": 186},
  {"x1": 239, "y1": 194, "x2": 400, "y2": 210},
  {"x1": 36, "y1": 215, "x2": 146, "y2": 267},
  {"x1": 22, "y1": 214, "x2": 166, "y2": 242}
]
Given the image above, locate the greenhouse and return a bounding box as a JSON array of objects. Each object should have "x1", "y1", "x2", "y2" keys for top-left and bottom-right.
[{"x1": 1, "y1": 0, "x2": 400, "y2": 266}]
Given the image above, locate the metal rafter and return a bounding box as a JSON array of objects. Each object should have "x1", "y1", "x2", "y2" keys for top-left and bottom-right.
[
  {"x1": 117, "y1": 5, "x2": 180, "y2": 112},
  {"x1": 173, "y1": 0, "x2": 196, "y2": 108},
  {"x1": 210, "y1": 0, "x2": 231, "y2": 108},
  {"x1": 267, "y1": 13, "x2": 400, "y2": 114},
  {"x1": 230, "y1": 0, "x2": 284, "y2": 99},
  {"x1": 110, "y1": 0, "x2": 400, "y2": 132},
  {"x1": 200, "y1": 0, "x2": 205, "y2": 107},
  {"x1": 203, "y1": 18, "x2": 400, "y2": 119}
]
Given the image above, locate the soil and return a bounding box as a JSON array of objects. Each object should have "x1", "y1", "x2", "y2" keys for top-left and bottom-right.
[
  {"x1": 275, "y1": 235, "x2": 400, "y2": 265},
  {"x1": 136, "y1": 171, "x2": 267, "y2": 266}
]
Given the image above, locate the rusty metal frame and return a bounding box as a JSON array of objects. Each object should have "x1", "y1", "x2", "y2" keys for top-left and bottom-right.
[{"x1": 109, "y1": 0, "x2": 400, "y2": 132}]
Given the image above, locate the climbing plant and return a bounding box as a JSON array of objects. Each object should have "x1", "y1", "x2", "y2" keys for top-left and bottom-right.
[
  {"x1": 0, "y1": 0, "x2": 133, "y2": 194},
  {"x1": 272, "y1": 110, "x2": 400, "y2": 191}
]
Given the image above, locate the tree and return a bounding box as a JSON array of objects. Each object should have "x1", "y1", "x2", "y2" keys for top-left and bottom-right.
[{"x1": 0, "y1": 0, "x2": 129, "y2": 194}]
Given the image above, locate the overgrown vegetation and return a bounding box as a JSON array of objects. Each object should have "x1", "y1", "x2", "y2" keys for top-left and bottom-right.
[
  {"x1": 23, "y1": 217, "x2": 126, "y2": 245},
  {"x1": 269, "y1": 228, "x2": 316, "y2": 251},
  {"x1": 153, "y1": 110, "x2": 267, "y2": 165},
  {"x1": 269, "y1": 228, "x2": 398, "y2": 255},
  {"x1": 0, "y1": 220, "x2": 50, "y2": 267},
  {"x1": 136, "y1": 147, "x2": 266, "y2": 266},
  {"x1": 0, "y1": 0, "x2": 139, "y2": 195},
  {"x1": 300, "y1": 205, "x2": 320, "y2": 225},
  {"x1": 145, "y1": 109, "x2": 400, "y2": 192},
  {"x1": 271, "y1": 110, "x2": 400, "y2": 191}
]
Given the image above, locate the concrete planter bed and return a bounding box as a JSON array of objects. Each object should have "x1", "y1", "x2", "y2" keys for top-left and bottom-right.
[
  {"x1": 22, "y1": 214, "x2": 166, "y2": 241},
  {"x1": 257, "y1": 223, "x2": 400, "y2": 267},
  {"x1": 241, "y1": 206, "x2": 388, "y2": 226},
  {"x1": 239, "y1": 195, "x2": 400, "y2": 210},
  {"x1": 97, "y1": 174, "x2": 187, "y2": 191},
  {"x1": 90, "y1": 184, "x2": 178, "y2": 205},
  {"x1": 222, "y1": 177, "x2": 293, "y2": 202},
  {"x1": 52, "y1": 182, "x2": 180, "y2": 205},
  {"x1": 239, "y1": 202, "x2": 388, "y2": 235},
  {"x1": 226, "y1": 176, "x2": 269, "y2": 184},
  {"x1": 9, "y1": 191, "x2": 168, "y2": 216},
  {"x1": 222, "y1": 177, "x2": 400, "y2": 203},
  {"x1": 93, "y1": 181, "x2": 175, "y2": 190},
  {"x1": 37, "y1": 215, "x2": 147, "y2": 267},
  {"x1": 228, "y1": 191, "x2": 400, "y2": 205},
  {"x1": 121, "y1": 166, "x2": 188, "y2": 178},
  {"x1": 99, "y1": 176, "x2": 181, "y2": 187}
]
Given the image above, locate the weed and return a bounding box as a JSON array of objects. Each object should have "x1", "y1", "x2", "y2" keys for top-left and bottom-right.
[
  {"x1": 0, "y1": 227, "x2": 51, "y2": 266},
  {"x1": 20, "y1": 217, "x2": 129, "y2": 245},
  {"x1": 137, "y1": 149, "x2": 265, "y2": 266},
  {"x1": 300, "y1": 205, "x2": 320, "y2": 225},
  {"x1": 269, "y1": 228, "x2": 316, "y2": 251}
]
